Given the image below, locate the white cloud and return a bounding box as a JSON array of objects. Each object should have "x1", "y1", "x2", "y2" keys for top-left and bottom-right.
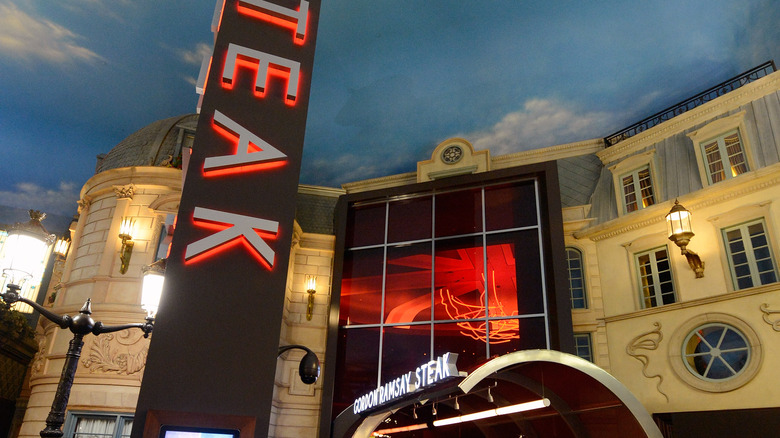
[
  {"x1": 0, "y1": 1, "x2": 102, "y2": 65},
  {"x1": 180, "y1": 42, "x2": 213, "y2": 66},
  {"x1": 464, "y1": 99, "x2": 615, "y2": 155},
  {"x1": 0, "y1": 182, "x2": 79, "y2": 216}
]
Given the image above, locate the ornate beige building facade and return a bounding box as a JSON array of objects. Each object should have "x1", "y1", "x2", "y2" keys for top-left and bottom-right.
[{"x1": 11, "y1": 66, "x2": 780, "y2": 437}]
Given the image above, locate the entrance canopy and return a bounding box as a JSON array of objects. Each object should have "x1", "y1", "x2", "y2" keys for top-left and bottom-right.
[{"x1": 334, "y1": 350, "x2": 662, "y2": 437}]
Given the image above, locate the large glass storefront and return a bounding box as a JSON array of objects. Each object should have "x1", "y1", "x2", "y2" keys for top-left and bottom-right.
[{"x1": 332, "y1": 176, "x2": 555, "y2": 416}]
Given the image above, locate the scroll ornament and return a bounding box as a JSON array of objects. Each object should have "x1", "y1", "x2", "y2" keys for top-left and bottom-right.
[{"x1": 626, "y1": 322, "x2": 669, "y2": 402}]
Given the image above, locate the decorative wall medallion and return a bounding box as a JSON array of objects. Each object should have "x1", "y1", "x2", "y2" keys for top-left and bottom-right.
[
  {"x1": 760, "y1": 303, "x2": 780, "y2": 331},
  {"x1": 82, "y1": 331, "x2": 149, "y2": 375},
  {"x1": 441, "y1": 145, "x2": 464, "y2": 164},
  {"x1": 626, "y1": 322, "x2": 668, "y2": 402}
]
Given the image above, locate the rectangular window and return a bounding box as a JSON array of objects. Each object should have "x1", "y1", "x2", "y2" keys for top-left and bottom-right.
[
  {"x1": 621, "y1": 166, "x2": 655, "y2": 213},
  {"x1": 701, "y1": 130, "x2": 748, "y2": 184},
  {"x1": 723, "y1": 219, "x2": 778, "y2": 290},
  {"x1": 573, "y1": 333, "x2": 593, "y2": 362},
  {"x1": 66, "y1": 413, "x2": 133, "y2": 438},
  {"x1": 636, "y1": 247, "x2": 676, "y2": 308}
]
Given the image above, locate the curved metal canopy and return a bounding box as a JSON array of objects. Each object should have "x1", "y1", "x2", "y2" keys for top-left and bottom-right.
[{"x1": 335, "y1": 350, "x2": 663, "y2": 438}]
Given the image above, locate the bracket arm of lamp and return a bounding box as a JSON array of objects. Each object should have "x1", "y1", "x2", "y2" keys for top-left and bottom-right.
[{"x1": 278, "y1": 344, "x2": 320, "y2": 384}]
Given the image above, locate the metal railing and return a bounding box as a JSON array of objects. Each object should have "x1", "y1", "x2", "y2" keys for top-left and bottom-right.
[{"x1": 604, "y1": 60, "x2": 776, "y2": 147}]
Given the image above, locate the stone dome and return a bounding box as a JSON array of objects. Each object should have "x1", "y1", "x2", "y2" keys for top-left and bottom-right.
[{"x1": 96, "y1": 114, "x2": 198, "y2": 173}]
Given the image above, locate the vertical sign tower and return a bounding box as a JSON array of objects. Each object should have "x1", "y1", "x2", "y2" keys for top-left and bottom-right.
[{"x1": 133, "y1": 1, "x2": 320, "y2": 436}]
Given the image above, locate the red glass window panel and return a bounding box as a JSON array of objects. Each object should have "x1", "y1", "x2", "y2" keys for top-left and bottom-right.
[
  {"x1": 333, "y1": 326, "x2": 380, "y2": 417},
  {"x1": 488, "y1": 230, "x2": 544, "y2": 315},
  {"x1": 345, "y1": 203, "x2": 385, "y2": 248},
  {"x1": 433, "y1": 322, "x2": 488, "y2": 371},
  {"x1": 434, "y1": 236, "x2": 485, "y2": 321},
  {"x1": 484, "y1": 180, "x2": 538, "y2": 231},
  {"x1": 384, "y1": 243, "x2": 432, "y2": 323},
  {"x1": 381, "y1": 324, "x2": 431, "y2": 384},
  {"x1": 340, "y1": 248, "x2": 384, "y2": 326},
  {"x1": 489, "y1": 317, "x2": 548, "y2": 356},
  {"x1": 387, "y1": 196, "x2": 432, "y2": 243},
  {"x1": 435, "y1": 188, "x2": 482, "y2": 237}
]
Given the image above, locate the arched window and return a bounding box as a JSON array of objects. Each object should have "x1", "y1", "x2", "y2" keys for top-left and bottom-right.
[{"x1": 566, "y1": 248, "x2": 587, "y2": 309}]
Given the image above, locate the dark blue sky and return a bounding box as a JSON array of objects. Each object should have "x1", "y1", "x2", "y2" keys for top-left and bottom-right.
[{"x1": 1, "y1": 0, "x2": 778, "y2": 216}]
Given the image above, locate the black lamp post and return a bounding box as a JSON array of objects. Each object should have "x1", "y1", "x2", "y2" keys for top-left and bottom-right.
[{"x1": 0, "y1": 211, "x2": 157, "y2": 438}]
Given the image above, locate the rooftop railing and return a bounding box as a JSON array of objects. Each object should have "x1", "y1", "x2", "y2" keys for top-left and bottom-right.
[{"x1": 604, "y1": 60, "x2": 776, "y2": 147}]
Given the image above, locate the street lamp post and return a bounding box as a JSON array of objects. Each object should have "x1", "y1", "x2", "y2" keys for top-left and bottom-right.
[
  {"x1": 0, "y1": 211, "x2": 158, "y2": 438},
  {"x1": 1, "y1": 289, "x2": 154, "y2": 438}
]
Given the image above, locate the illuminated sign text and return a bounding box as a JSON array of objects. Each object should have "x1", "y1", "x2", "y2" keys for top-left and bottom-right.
[{"x1": 353, "y1": 353, "x2": 459, "y2": 415}]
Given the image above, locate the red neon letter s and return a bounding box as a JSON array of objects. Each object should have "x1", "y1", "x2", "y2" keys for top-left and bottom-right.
[
  {"x1": 238, "y1": 0, "x2": 309, "y2": 44},
  {"x1": 222, "y1": 43, "x2": 300, "y2": 104},
  {"x1": 204, "y1": 110, "x2": 287, "y2": 171}
]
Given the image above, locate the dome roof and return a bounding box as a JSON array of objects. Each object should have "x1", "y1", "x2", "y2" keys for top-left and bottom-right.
[{"x1": 97, "y1": 114, "x2": 198, "y2": 173}]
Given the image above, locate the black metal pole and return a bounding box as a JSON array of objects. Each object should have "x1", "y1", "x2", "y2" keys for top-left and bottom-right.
[
  {"x1": 40, "y1": 333, "x2": 85, "y2": 438},
  {"x1": 1, "y1": 284, "x2": 153, "y2": 438}
]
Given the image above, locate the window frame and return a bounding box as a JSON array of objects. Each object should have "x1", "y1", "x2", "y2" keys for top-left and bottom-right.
[
  {"x1": 635, "y1": 245, "x2": 677, "y2": 309},
  {"x1": 573, "y1": 332, "x2": 593, "y2": 362},
  {"x1": 63, "y1": 412, "x2": 133, "y2": 438},
  {"x1": 722, "y1": 218, "x2": 779, "y2": 291},
  {"x1": 687, "y1": 111, "x2": 755, "y2": 187},
  {"x1": 609, "y1": 149, "x2": 661, "y2": 216},
  {"x1": 565, "y1": 247, "x2": 588, "y2": 309},
  {"x1": 668, "y1": 313, "x2": 762, "y2": 392}
]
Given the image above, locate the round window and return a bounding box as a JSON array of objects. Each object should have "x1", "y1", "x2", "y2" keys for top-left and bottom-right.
[
  {"x1": 669, "y1": 314, "x2": 761, "y2": 392},
  {"x1": 682, "y1": 323, "x2": 750, "y2": 381}
]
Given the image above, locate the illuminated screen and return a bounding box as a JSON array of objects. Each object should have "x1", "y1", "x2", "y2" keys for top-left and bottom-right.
[
  {"x1": 334, "y1": 177, "x2": 550, "y2": 415},
  {"x1": 159, "y1": 426, "x2": 240, "y2": 438}
]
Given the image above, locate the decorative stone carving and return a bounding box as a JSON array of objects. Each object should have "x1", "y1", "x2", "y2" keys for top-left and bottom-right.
[
  {"x1": 626, "y1": 322, "x2": 668, "y2": 402},
  {"x1": 77, "y1": 197, "x2": 92, "y2": 214},
  {"x1": 760, "y1": 303, "x2": 780, "y2": 331},
  {"x1": 82, "y1": 330, "x2": 149, "y2": 375},
  {"x1": 30, "y1": 336, "x2": 48, "y2": 378},
  {"x1": 113, "y1": 184, "x2": 136, "y2": 200}
]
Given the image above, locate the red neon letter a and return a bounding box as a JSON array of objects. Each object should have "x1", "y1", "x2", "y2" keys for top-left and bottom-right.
[{"x1": 204, "y1": 110, "x2": 287, "y2": 171}]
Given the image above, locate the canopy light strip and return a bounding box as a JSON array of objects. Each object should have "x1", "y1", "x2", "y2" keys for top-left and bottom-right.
[
  {"x1": 433, "y1": 398, "x2": 551, "y2": 427},
  {"x1": 372, "y1": 423, "x2": 428, "y2": 435}
]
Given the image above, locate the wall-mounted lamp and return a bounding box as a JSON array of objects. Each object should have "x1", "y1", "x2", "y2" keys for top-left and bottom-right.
[
  {"x1": 306, "y1": 275, "x2": 316, "y2": 321},
  {"x1": 53, "y1": 234, "x2": 71, "y2": 259},
  {"x1": 118, "y1": 218, "x2": 134, "y2": 274},
  {"x1": 666, "y1": 200, "x2": 704, "y2": 278}
]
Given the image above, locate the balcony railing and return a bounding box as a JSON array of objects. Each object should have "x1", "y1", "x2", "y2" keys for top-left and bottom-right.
[{"x1": 604, "y1": 61, "x2": 777, "y2": 147}]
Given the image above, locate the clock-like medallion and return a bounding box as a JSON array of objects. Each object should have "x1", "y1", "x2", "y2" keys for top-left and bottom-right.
[{"x1": 441, "y1": 145, "x2": 464, "y2": 164}]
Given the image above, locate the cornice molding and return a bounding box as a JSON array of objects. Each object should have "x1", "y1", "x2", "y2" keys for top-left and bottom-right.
[
  {"x1": 597, "y1": 70, "x2": 780, "y2": 164},
  {"x1": 576, "y1": 162, "x2": 780, "y2": 241}
]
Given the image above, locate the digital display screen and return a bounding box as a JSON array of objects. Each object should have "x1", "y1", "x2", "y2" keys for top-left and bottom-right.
[{"x1": 159, "y1": 425, "x2": 240, "y2": 438}]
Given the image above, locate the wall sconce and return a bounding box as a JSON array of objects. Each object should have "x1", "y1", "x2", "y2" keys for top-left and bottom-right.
[
  {"x1": 118, "y1": 218, "x2": 134, "y2": 275},
  {"x1": 306, "y1": 275, "x2": 316, "y2": 321},
  {"x1": 53, "y1": 234, "x2": 71, "y2": 259},
  {"x1": 666, "y1": 200, "x2": 704, "y2": 278}
]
